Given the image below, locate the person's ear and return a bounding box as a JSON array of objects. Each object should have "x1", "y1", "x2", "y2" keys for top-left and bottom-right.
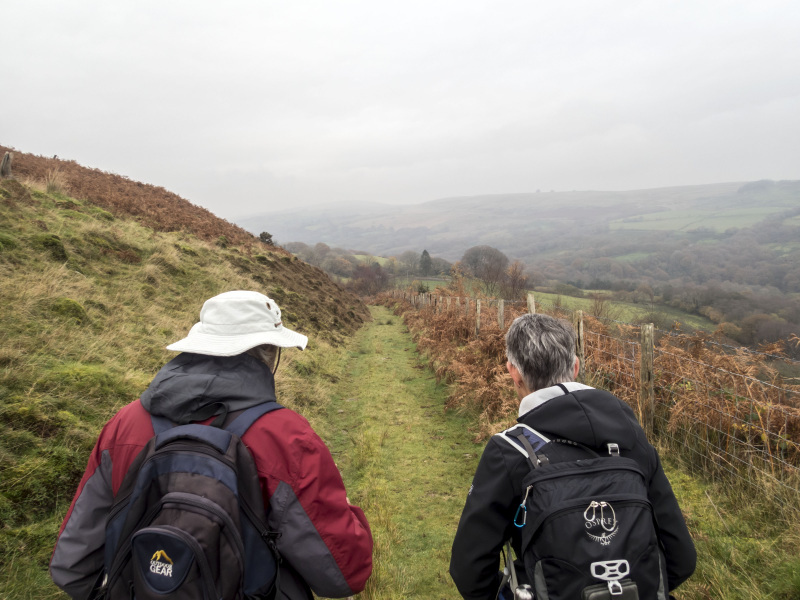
[
  {"x1": 507, "y1": 361, "x2": 523, "y2": 387},
  {"x1": 573, "y1": 356, "x2": 580, "y2": 380}
]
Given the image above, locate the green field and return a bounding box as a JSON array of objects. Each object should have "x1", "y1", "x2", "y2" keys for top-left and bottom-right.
[
  {"x1": 531, "y1": 291, "x2": 715, "y2": 331},
  {"x1": 354, "y1": 254, "x2": 390, "y2": 266},
  {"x1": 610, "y1": 207, "x2": 786, "y2": 232},
  {"x1": 392, "y1": 277, "x2": 451, "y2": 291}
]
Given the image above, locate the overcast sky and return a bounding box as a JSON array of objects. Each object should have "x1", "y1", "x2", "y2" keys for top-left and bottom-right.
[{"x1": 5, "y1": 1, "x2": 800, "y2": 219}]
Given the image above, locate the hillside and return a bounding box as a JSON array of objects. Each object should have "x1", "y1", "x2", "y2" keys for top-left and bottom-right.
[
  {"x1": 0, "y1": 144, "x2": 263, "y2": 248},
  {"x1": 0, "y1": 172, "x2": 368, "y2": 596}
]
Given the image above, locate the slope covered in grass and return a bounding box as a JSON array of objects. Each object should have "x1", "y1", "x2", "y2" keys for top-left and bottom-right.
[
  {"x1": 0, "y1": 144, "x2": 259, "y2": 247},
  {"x1": 0, "y1": 177, "x2": 368, "y2": 597}
]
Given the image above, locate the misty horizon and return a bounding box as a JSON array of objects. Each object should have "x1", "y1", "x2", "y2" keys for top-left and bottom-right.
[{"x1": 5, "y1": 1, "x2": 800, "y2": 221}]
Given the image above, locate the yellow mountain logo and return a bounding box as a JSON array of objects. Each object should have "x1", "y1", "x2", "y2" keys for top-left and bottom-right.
[
  {"x1": 151, "y1": 550, "x2": 173, "y2": 564},
  {"x1": 150, "y1": 550, "x2": 174, "y2": 577}
]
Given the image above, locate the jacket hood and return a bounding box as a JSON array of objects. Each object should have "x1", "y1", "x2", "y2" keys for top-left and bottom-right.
[
  {"x1": 140, "y1": 352, "x2": 277, "y2": 424},
  {"x1": 518, "y1": 386, "x2": 641, "y2": 450}
]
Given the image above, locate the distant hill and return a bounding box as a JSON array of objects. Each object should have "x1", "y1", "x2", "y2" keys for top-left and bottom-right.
[{"x1": 239, "y1": 181, "x2": 800, "y2": 261}]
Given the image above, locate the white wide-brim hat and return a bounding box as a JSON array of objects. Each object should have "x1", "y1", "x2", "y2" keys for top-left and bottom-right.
[{"x1": 166, "y1": 290, "x2": 308, "y2": 356}]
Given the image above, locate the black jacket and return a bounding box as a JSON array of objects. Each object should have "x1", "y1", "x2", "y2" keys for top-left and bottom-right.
[{"x1": 449, "y1": 385, "x2": 696, "y2": 600}]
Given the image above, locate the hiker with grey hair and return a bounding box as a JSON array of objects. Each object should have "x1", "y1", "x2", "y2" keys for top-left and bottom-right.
[
  {"x1": 450, "y1": 313, "x2": 695, "y2": 600},
  {"x1": 51, "y1": 290, "x2": 373, "y2": 600}
]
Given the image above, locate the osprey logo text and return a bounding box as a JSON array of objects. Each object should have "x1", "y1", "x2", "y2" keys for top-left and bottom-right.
[
  {"x1": 583, "y1": 500, "x2": 618, "y2": 546},
  {"x1": 150, "y1": 550, "x2": 174, "y2": 577}
]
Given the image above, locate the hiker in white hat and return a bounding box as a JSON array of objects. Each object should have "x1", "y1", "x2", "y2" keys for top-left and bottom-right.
[{"x1": 51, "y1": 290, "x2": 373, "y2": 600}]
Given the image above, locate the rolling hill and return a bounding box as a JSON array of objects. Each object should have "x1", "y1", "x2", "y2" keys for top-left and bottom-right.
[{"x1": 239, "y1": 180, "x2": 800, "y2": 262}]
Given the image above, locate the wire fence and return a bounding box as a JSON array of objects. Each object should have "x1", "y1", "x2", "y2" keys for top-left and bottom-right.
[{"x1": 386, "y1": 290, "x2": 800, "y2": 507}]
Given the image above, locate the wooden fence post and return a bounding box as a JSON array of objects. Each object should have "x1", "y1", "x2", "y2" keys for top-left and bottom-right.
[
  {"x1": 527, "y1": 292, "x2": 536, "y2": 314},
  {"x1": 575, "y1": 310, "x2": 585, "y2": 380},
  {"x1": 447, "y1": 297, "x2": 451, "y2": 311},
  {"x1": 476, "y1": 299, "x2": 482, "y2": 338},
  {"x1": 498, "y1": 299, "x2": 505, "y2": 331},
  {"x1": 0, "y1": 152, "x2": 12, "y2": 179},
  {"x1": 640, "y1": 323, "x2": 655, "y2": 438}
]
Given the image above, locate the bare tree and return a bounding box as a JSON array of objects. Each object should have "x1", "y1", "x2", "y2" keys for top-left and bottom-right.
[
  {"x1": 398, "y1": 250, "x2": 419, "y2": 275},
  {"x1": 461, "y1": 245, "x2": 509, "y2": 296},
  {"x1": 502, "y1": 260, "x2": 530, "y2": 300}
]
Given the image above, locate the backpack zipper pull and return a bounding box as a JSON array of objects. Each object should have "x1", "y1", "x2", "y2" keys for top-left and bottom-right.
[{"x1": 514, "y1": 486, "x2": 532, "y2": 527}]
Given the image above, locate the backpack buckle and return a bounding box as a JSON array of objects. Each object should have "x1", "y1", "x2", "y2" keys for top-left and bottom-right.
[
  {"x1": 607, "y1": 443, "x2": 620, "y2": 457},
  {"x1": 591, "y1": 559, "x2": 630, "y2": 586}
]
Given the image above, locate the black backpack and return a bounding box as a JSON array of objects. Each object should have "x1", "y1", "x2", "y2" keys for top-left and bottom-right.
[
  {"x1": 508, "y1": 424, "x2": 668, "y2": 600},
  {"x1": 102, "y1": 402, "x2": 283, "y2": 600}
]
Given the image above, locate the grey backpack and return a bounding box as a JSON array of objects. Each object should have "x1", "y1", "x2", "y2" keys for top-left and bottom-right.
[{"x1": 102, "y1": 402, "x2": 283, "y2": 599}]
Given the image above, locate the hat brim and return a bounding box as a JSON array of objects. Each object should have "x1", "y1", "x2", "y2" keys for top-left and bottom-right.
[{"x1": 166, "y1": 327, "x2": 308, "y2": 356}]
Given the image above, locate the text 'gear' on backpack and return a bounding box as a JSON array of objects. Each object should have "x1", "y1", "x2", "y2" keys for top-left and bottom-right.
[
  {"x1": 507, "y1": 424, "x2": 668, "y2": 600},
  {"x1": 103, "y1": 402, "x2": 283, "y2": 600}
]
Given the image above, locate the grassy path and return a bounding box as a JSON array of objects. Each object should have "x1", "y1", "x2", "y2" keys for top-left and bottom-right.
[
  {"x1": 313, "y1": 305, "x2": 800, "y2": 599},
  {"x1": 321, "y1": 306, "x2": 484, "y2": 599}
]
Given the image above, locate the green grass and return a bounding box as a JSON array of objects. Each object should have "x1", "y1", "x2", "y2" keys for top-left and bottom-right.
[
  {"x1": 318, "y1": 306, "x2": 484, "y2": 599},
  {"x1": 531, "y1": 290, "x2": 715, "y2": 331},
  {"x1": 663, "y1": 451, "x2": 800, "y2": 599}
]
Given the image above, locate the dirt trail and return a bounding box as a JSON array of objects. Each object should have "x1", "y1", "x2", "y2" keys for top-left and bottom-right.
[{"x1": 323, "y1": 306, "x2": 483, "y2": 599}]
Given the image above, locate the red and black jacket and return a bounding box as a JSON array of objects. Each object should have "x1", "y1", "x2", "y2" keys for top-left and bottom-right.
[{"x1": 51, "y1": 353, "x2": 373, "y2": 599}]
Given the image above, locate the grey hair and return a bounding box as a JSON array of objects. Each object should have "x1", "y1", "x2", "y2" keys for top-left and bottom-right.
[
  {"x1": 505, "y1": 314, "x2": 577, "y2": 392},
  {"x1": 247, "y1": 344, "x2": 279, "y2": 371}
]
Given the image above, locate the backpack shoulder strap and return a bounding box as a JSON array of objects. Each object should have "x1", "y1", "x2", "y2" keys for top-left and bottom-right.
[
  {"x1": 225, "y1": 401, "x2": 284, "y2": 438},
  {"x1": 515, "y1": 433, "x2": 547, "y2": 469}
]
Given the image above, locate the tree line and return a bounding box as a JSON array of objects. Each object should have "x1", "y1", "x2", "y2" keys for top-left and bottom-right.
[
  {"x1": 278, "y1": 223, "x2": 800, "y2": 357},
  {"x1": 279, "y1": 241, "x2": 532, "y2": 300}
]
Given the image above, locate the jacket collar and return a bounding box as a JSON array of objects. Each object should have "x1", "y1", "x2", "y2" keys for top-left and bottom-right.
[{"x1": 518, "y1": 382, "x2": 594, "y2": 417}]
